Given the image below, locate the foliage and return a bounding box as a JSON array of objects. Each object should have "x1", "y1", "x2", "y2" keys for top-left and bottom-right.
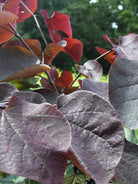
[{"x1": 0, "y1": 1, "x2": 138, "y2": 184}]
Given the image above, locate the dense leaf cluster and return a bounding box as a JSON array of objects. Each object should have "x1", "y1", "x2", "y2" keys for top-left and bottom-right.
[{"x1": 0, "y1": 1, "x2": 138, "y2": 184}]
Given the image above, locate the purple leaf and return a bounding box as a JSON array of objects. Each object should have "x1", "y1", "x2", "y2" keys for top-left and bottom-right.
[
  {"x1": 82, "y1": 79, "x2": 109, "y2": 101},
  {"x1": 75, "y1": 60, "x2": 103, "y2": 81},
  {"x1": 0, "y1": 82, "x2": 18, "y2": 108},
  {"x1": 109, "y1": 58, "x2": 138, "y2": 129},
  {"x1": 116, "y1": 141, "x2": 138, "y2": 184},
  {"x1": 0, "y1": 95, "x2": 71, "y2": 184},
  {"x1": 0, "y1": 46, "x2": 40, "y2": 81},
  {"x1": 34, "y1": 89, "x2": 59, "y2": 105},
  {"x1": 104, "y1": 34, "x2": 138, "y2": 60},
  {"x1": 57, "y1": 90, "x2": 124, "y2": 184}
]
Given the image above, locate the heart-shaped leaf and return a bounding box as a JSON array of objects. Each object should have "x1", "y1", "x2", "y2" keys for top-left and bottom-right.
[
  {"x1": 63, "y1": 38, "x2": 83, "y2": 63},
  {"x1": 17, "y1": 0, "x2": 38, "y2": 23},
  {"x1": 116, "y1": 141, "x2": 138, "y2": 184},
  {"x1": 82, "y1": 79, "x2": 109, "y2": 101},
  {"x1": 0, "y1": 94, "x2": 71, "y2": 184},
  {"x1": 109, "y1": 58, "x2": 138, "y2": 129},
  {"x1": 40, "y1": 10, "x2": 72, "y2": 43},
  {"x1": 75, "y1": 60, "x2": 103, "y2": 81},
  {"x1": 44, "y1": 42, "x2": 66, "y2": 65},
  {"x1": 57, "y1": 90, "x2": 124, "y2": 184}
]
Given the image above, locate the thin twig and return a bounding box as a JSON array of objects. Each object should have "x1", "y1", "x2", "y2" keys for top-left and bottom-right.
[
  {"x1": 69, "y1": 73, "x2": 81, "y2": 87},
  {"x1": 21, "y1": 1, "x2": 48, "y2": 46},
  {"x1": 95, "y1": 48, "x2": 114, "y2": 61},
  {"x1": 8, "y1": 23, "x2": 35, "y2": 54},
  {"x1": 45, "y1": 71, "x2": 58, "y2": 92}
]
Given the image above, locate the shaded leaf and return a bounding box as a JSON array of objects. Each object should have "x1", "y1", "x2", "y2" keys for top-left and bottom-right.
[
  {"x1": 3, "y1": 39, "x2": 42, "y2": 61},
  {"x1": 116, "y1": 141, "x2": 138, "y2": 184},
  {"x1": 0, "y1": 11, "x2": 18, "y2": 25},
  {"x1": 109, "y1": 58, "x2": 138, "y2": 129},
  {"x1": 40, "y1": 10, "x2": 72, "y2": 43},
  {"x1": 34, "y1": 89, "x2": 59, "y2": 105},
  {"x1": 0, "y1": 82, "x2": 18, "y2": 108},
  {"x1": 75, "y1": 60, "x2": 103, "y2": 81},
  {"x1": 57, "y1": 90, "x2": 124, "y2": 184},
  {"x1": 2, "y1": 0, "x2": 21, "y2": 15},
  {"x1": 17, "y1": 0, "x2": 38, "y2": 23},
  {"x1": 82, "y1": 79, "x2": 109, "y2": 101},
  {"x1": 103, "y1": 34, "x2": 138, "y2": 60},
  {"x1": 0, "y1": 46, "x2": 41, "y2": 81},
  {"x1": 0, "y1": 95, "x2": 71, "y2": 184},
  {"x1": 44, "y1": 42, "x2": 65, "y2": 65},
  {"x1": 64, "y1": 38, "x2": 83, "y2": 63}
]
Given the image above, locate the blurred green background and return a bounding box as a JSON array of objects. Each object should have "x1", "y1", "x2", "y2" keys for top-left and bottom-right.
[{"x1": 17, "y1": 0, "x2": 138, "y2": 74}]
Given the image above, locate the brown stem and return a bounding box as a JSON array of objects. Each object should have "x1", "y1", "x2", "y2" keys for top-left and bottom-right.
[{"x1": 95, "y1": 48, "x2": 114, "y2": 61}]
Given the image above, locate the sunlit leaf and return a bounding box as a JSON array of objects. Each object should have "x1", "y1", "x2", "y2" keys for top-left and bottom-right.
[
  {"x1": 63, "y1": 38, "x2": 83, "y2": 63},
  {"x1": 44, "y1": 43, "x2": 65, "y2": 65},
  {"x1": 96, "y1": 47, "x2": 118, "y2": 64},
  {"x1": 75, "y1": 60, "x2": 103, "y2": 80},
  {"x1": 58, "y1": 90, "x2": 124, "y2": 184},
  {"x1": 40, "y1": 9, "x2": 72, "y2": 43}
]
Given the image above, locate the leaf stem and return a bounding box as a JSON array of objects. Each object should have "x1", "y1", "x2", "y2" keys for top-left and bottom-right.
[
  {"x1": 95, "y1": 48, "x2": 114, "y2": 61},
  {"x1": 45, "y1": 71, "x2": 58, "y2": 92},
  {"x1": 8, "y1": 23, "x2": 35, "y2": 54},
  {"x1": 20, "y1": 1, "x2": 48, "y2": 46},
  {"x1": 69, "y1": 73, "x2": 81, "y2": 87}
]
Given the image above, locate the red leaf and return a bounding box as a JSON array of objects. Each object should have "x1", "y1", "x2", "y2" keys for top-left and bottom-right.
[
  {"x1": 96, "y1": 47, "x2": 118, "y2": 64},
  {"x1": 3, "y1": 39, "x2": 42, "y2": 60},
  {"x1": 40, "y1": 10, "x2": 72, "y2": 43},
  {"x1": 63, "y1": 38, "x2": 83, "y2": 63},
  {"x1": 49, "y1": 67, "x2": 59, "y2": 80},
  {"x1": 0, "y1": 22, "x2": 16, "y2": 44},
  {"x1": 0, "y1": 11, "x2": 18, "y2": 25},
  {"x1": 17, "y1": 0, "x2": 38, "y2": 23},
  {"x1": 2, "y1": 0, "x2": 21, "y2": 14},
  {"x1": 44, "y1": 43, "x2": 64, "y2": 65},
  {"x1": 60, "y1": 71, "x2": 73, "y2": 88}
]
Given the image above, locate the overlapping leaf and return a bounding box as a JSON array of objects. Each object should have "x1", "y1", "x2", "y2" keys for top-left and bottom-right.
[
  {"x1": 17, "y1": 0, "x2": 38, "y2": 23},
  {"x1": 57, "y1": 90, "x2": 124, "y2": 184},
  {"x1": 63, "y1": 38, "x2": 83, "y2": 63},
  {"x1": 0, "y1": 11, "x2": 18, "y2": 25},
  {"x1": 109, "y1": 58, "x2": 138, "y2": 129},
  {"x1": 40, "y1": 10, "x2": 72, "y2": 43},
  {"x1": 116, "y1": 141, "x2": 138, "y2": 184},
  {"x1": 82, "y1": 79, "x2": 109, "y2": 101},
  {"x1": 103, "y1": 34, "x2": 138, "y2": 60},
  {"x1": 0, "y1": 46, "x2": 50, "y2": 82},
  {"x1": 0, "y1": 93, "x2": 71, "y2": 184},
  {"x1": 75, "y1": 60, "x2": 103, "y2": 80},
  {"x1": 96, "y1": 47, "x2": 118, "y2": 64}
]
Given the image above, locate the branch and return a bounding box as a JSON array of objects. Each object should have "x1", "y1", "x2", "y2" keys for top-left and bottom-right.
[{"x1": 20, "y1": 1, "x2": 48, "y2": 46}]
